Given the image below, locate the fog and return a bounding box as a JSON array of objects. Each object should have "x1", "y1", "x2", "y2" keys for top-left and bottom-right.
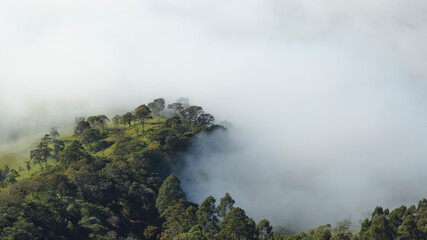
[{"x1": 1, "y1": 0, "x2": 427, "y2": 230}]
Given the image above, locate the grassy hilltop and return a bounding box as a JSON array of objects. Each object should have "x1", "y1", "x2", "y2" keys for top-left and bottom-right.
[{"x1": 0, "y1": 115, "x2": 164, "y2": 180}]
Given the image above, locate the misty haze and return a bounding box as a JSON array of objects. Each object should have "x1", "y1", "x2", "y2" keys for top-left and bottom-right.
[{"x1": 1, "y1": 0, "x2": 427, "y2": 239}]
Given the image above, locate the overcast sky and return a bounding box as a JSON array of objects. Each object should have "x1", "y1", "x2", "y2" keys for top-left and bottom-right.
[{"x1": 1, "y1": 0, "x2": 427, "y2": 230}]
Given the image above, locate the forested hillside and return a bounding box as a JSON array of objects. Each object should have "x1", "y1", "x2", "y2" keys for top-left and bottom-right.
[{"x1": 0, "y1": 98, "x2": 426, "y2": 240}]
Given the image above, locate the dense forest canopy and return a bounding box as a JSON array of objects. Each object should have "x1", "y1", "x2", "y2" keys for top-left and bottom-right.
[{"x1": 0, "y1": 98, "x2": 426, "y2": 240}]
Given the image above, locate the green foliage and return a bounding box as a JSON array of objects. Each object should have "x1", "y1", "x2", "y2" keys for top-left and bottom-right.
[
  {"x1": 388, "y1": 206, "x2": 407, "y2": 238},
  {"x1": 331, "y1": 220, "x2": 353, "y2": 240},
  {"x1": 135, "y1": 104, "x2": 153, "y2": 134},
  {"x1": 156, "y1": 174, "x2": 186, "y2": 214},
  {"x1": 112, "y1": 114, "x2": 122, "y2": 128},
  {"x1": 75, "y1": 120, "x2": 91, "y2": 136},
  {"x1": 144, "y1": 226, "x2": 161, "y2": 240},
  {"x1": 197, "y1": 196, "x2": 219, "y2": 234},
  {"x1": 167, "y1": 103, "x2": 184, "y2": 116},
  {"x1": 174, "y1": 225, "x2": 208, "y2": 240},
  {"x1": 257, "y1": 219, "x2": 273, "y2": 240},
  {"x1": 4, "y1": 169, "x2": 20, "y2": 185},
  {"x1": 217, "y1": 207, "x2": 257, "y2": 240},
  {"x1": 416, "y1": 199, "x2": 427, "y2": 237},
  {"x1": 121, "y1": 112, "x2": 135, "y2": 127},
  {"x1": 315, "y1": 224, "x2": 332, "y2": 240},
  {"x1": 216, "y1": 192, "x2": 235, "y2": 217},
  {"x1": 148, "y1": 98, "x2": 166, "y2": 116},
  {"x1": 397, "y1": 215, "x2": 418, "y2": 240},
  {"x1": 180, "y1": 106, "x2": 203, "y2": 126},
  {"x1": 59, "y1": 140, "x2": 93, "y2": 168},
  {"x1": 50, "y1": 127, "x2": 60, "y2": 140},
  {"x1": 92, "y1": 140, "x2": 114, "y2": 153},
  {"x1": 80, "y1": 128, "x2": 102, "y2": 147},
  {"x1": 160, "y1": 203, "x2": 198, "y2": 240},
  {"x1": 195, "y1": 113, "x2": 215, "y2": 127},
  {"x1": 362, "y1": 214, "x2": 393, "y2": 240},
  {"x1": 52, "y1": 139, "x2": 65, "y2": 161},
  {"x1": 0, "y1": 165, "x2": 10, "y2": 182},
  {"x1": 1, "y1": 219, "x2": 39, "y2": 239},
  {"x1": 87, "y1": 115, "x2": 110, "y2": 130},
  {"x1": 30, "y1": 134, "x2": 52, "y2": 170}
]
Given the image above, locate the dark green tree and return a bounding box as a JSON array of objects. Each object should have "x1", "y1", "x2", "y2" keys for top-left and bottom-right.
[
  {"x1": 135, "y1": 104, "x2": 153, "y2": 134},
  {"x1": 52, "y1": 139, "x2": 65, "y2": 162},
  {"x1": 30, "y1": 134, "x2": 52, "y2": 170},
  {"x1": 196, "y1": 113, "x2": 215, "y2": 127},
  {"x1": 359, "y1": 218, "x2": 370, "y2": 239},
  {"x1": 416, "y1": 199, "x2": 427, "y2": 238},
  {"x1": 257, "y1": 219, "x2": 273, "y2": 240},
  {"x1": 216, "y1": 192, "x2": 235, "y2": 217},
  {"x1": 74, "y1": 120, "x2": 91, "y2": 136},
  {"x1": 97, "y1": 115, "x2": 109, "y2": 131},
  {"x1": 180, "y1": 106, "x2": 204, "y2": 128},
  {"x1": 388, "y1": 206, "x2": 407, "y2": 238},
  {"x1": 331, "y1": 220, "x2": 352, "y2": 240},
  {"x1": 155, "y1": 174, "x2": 186, "y2": 214},
  {"x1": 80, "y1": 128, "x2": 102, "y2": 148},
  {"x1": 175, "y1": 225, "x2": 208, "y2": 240},
  {"x1": 197, "y1": 196, "x2": 219, "y2": 234},
  {"x1": 121, "y1": 112, "x2": 134, "y2": 127},
  {"x1": 160, "y1": 203, "x2": 197, "y2": 240},
  {"x1": 1, "y1": 219, "x2": 38, "y2": 239},
  {"x1": 365, "y1": 215, "x2": 393, "y2": 240},
  {"x1": 50, "y1": 127, "x2": 60, "y2": 140},
  {"x1": 397, "y1": 215, "x2": 418, "y2": 240},
  {"x1": 87, "y1": 115, "x2": 109, "y2": 131},
  {"x1": 111, "y1": 114, "x2": 122, "y2": 128},
  {"x1": 148, "y1": 98, "x2": 165, "y2": 116},
  {"x1": 168, "y1": 102, "x2": 184, "y2": 116},
  {"x1": 143, "y1": 226, "x2": 161, "y2": 240},
  {"x1": 59, "y1": 140, "x2": 93, "y2": 168},
  {"x1": 315, "y1": 224, "x2": 332, "y2": 240},
  {"x1": 86, "y1": 116, "x2": 98, "y2": 128},
  {"x1": 217, "y1": 207, "x2": 256, "y2": 240},
  {"x1": 372, "y1": 206, "x2": 385, "y2": 218},
  {"x1": 4, "y1": 169, "x2": 20, "y2": 185}
]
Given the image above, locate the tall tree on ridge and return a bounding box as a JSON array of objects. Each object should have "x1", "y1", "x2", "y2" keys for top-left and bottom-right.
[
  {"x1": 121, "y1": 112, "x2": 134, "y2": 127},
  {"x1": 30, "y1": 134, "x2": 52, "y2": 171},
  {"x1": 216, "y1": 193, "x2": 235, "y2": 218},
  {"x1": 168, "y1": 102, "x2": 184, "y2": 116},
  {"x1": 148, "y1": 98, "x2": 165, "y2": 116},
  {"x1": 180, "y1": 106, "x2": 203, "y2": 129},
  {"x1": 112, "y1": 114, "x2": 122, "y2": 128},
  {"x1": 135, "y1": 104, "x2": 152, "y2": 135}
]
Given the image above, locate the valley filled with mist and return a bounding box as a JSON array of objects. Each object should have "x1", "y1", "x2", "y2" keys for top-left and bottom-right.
[{"x1": 2, "y1": 0, "x2": 427, "y2": 239}]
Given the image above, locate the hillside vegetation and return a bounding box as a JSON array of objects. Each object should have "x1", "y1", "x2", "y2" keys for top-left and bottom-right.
[{"x1": 0, "y1": 98, "x2": 426, "y2": 240}]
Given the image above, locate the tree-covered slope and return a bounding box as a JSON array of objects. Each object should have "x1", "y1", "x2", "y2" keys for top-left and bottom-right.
[{"x1": 0, "y1": 98, "x2": 426, "y2": 240}]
